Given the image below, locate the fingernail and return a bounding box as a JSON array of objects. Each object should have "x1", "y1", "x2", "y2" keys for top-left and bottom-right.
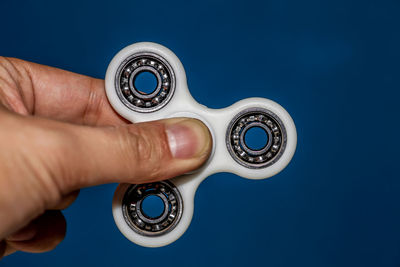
[{"x1": 166, "y1": 118, "x2": 211, "y2": 159}]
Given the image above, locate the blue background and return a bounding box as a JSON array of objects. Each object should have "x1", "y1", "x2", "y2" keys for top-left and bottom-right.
[{"x1": 1, "y1": 0, "x2": 400, "y2": 266}]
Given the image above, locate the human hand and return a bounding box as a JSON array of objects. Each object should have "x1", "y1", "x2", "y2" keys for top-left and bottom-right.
[{"x1": 0, "y1": 57, "x2": 212, "y2": 258}]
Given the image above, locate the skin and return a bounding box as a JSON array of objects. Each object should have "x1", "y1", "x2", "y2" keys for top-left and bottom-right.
[{"x1": 0, "y1": 57, "x2": 212, "y2": 258}]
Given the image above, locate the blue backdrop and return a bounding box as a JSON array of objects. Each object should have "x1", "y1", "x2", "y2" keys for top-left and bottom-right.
[{"x1": 1, "y1": 0, "x2": 399, "y2": 266}]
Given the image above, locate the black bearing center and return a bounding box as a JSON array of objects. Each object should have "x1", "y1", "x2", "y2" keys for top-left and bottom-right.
[
  {"x1": 226, "y1": 108, "x2": 287, "y2": 169},
  {"x1": 122, "y1": 181, "x2": 183, "y2": 236},
  {"x1": 115, "y1": 53, "x2": 175, "y2": 113}
]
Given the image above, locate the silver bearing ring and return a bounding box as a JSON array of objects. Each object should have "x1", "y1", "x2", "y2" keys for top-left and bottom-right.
[
  {"x1": 226, "y1": 107, "x2": 287, "y2": 169},
  {"x1": 115, "y1": 52, "x2": 175, "y2": 113},
  {"x1": 122, "y1": 181, "x2": 183, "y2": 236}
]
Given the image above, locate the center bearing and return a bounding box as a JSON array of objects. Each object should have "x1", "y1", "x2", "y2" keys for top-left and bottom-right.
[
  {"x1": 122, "y1": 181, "x2": 183, "y2": 236},
  {"x1": 226, "y1": 107, "x2": 287, "y2": 169},
  {"x1": 115, "y1": 52, "x2": 175, "y2": 113}
]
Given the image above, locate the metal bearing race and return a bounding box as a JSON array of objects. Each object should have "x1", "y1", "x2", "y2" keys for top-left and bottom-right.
[
  {"x1": 122, "y1": 181, "x2": 183, "y2": 236},
  {"x1": 226, "y1": 107, "x2": 287, "y2": 169},
  {"x1": 115, "y1": 52, "x2": 175, "y2": 113}
]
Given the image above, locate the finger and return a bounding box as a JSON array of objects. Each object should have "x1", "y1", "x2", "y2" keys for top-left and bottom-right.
[
  {"x1": 3, "y1": 245, "x2": 16, "y2": 257},
  {"x1": 5, "y1": 210, "x2": 66, "y2": 253},
  {"x1": 0, "y1": 242, "x2": 16, "y2": 258},
  {"x1": 6, "y1": 220, "x2": 37, "y2": 242},
  {"x1": 0, "y1": 57, "x2": 126, "y2": 126},
  {"x1": 0, "y1": 241, "x2": 5, "y2": 259},
  {"x1": 54, "y1": 117, "x2": 213, "y2": 192},
  {"x1": 50, "y1": 190, "x2": 80, "y2": 210}
]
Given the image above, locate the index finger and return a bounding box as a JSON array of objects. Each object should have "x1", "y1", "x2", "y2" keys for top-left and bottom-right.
[{"x1": 1, "y1": 57, "x2": 127, "y2": 126}]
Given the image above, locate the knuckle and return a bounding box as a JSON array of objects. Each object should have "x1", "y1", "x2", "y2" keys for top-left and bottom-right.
[
  {"x1": 117, "y1": 123, "x2": 171, "y2": 180},
  {"x1": 136, "y1": 128, "x2": 153, "y2": 162},
  {"x1": 82, "y1": 79, "x2": 105, "y2": 126}
]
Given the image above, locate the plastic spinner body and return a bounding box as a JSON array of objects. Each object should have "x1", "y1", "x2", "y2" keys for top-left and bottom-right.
[{"x1": 105, "y1": 42, "x2": 297, "y2": 247}]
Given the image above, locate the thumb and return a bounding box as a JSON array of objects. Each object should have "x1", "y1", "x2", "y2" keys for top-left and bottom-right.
[
  {"x1": 59, "y1": 118, "x2": 212, "y2": 192},
  {"x1": 0, "y1": 115, "x2": 211, "y2": 240}
]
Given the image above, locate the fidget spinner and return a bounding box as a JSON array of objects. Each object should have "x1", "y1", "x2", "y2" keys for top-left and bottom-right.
[{"x1": 105, "y1": 42, "x2": 297, "y2": 247}]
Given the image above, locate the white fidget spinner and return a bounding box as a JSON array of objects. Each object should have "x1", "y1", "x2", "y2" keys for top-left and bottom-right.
[{"x1": 105, "y1": 42, "x2": 297, "y2": 247}]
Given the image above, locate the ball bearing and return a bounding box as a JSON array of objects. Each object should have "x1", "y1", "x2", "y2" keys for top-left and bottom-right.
[
  {"x1": 115, "y1": 52, "x2": 175, "y2": 113},
  {"x1": 226, "y1": 107, "x2": 287, "y2": 169},
  {"x1": 122, "y1": 181, "x2": 183, "y2": 236}
]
